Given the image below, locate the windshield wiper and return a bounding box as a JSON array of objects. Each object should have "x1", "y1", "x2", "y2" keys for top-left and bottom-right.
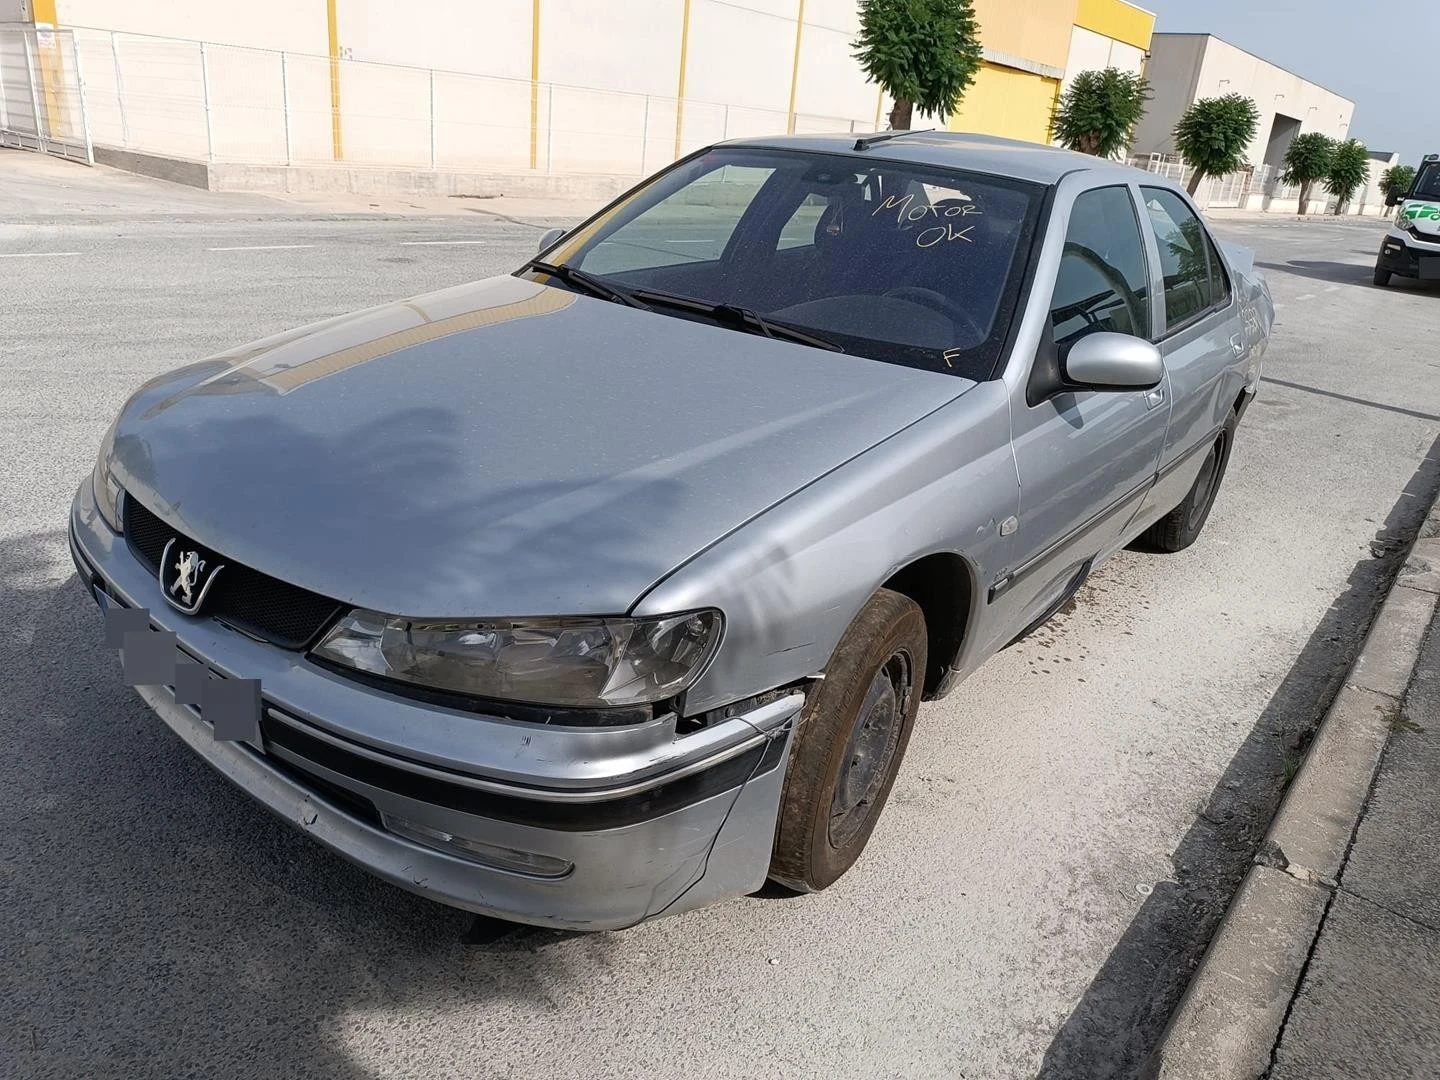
[
  {"x1": 527, "y1": 260, "x2": 650, "y2": 310},
  {"x1": 630, "y1": 289, "x2": 844, "y2": 352}
]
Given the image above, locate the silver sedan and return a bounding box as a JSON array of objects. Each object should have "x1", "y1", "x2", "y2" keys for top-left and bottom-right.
[{"x1": 70, "y1": 131, "x2": 1273, "y2": 929}]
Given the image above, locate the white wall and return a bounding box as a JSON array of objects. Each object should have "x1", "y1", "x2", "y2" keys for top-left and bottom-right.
[
  {"x1": 1060, "y1": 25, "x2": 1145, "y2": 96},
  {"x1": 57, "y1": 0, "x2": 876, "y2": 123},
  {"x1": 1194, "y1": 36, "x2": 1353, "y2": 168},
  {"x1": 57, "y1": 0, "x2": 327, "y2": 53},
  {"x1": 339, "y1": 0, "x2": 533, "y2": 82},
  {"x1": 61, "y1": 0, "x2": 881, "y2": 175}
]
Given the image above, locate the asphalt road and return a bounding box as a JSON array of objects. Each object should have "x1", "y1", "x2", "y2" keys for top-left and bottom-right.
[{"x1": 5, "y1": 151, "x2": 1440, "y2": 1080}]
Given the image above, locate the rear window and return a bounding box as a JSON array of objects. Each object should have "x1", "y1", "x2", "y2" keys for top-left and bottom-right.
[{"x1": 542, "y1": 148, "x2": 1044, "y2": 380}]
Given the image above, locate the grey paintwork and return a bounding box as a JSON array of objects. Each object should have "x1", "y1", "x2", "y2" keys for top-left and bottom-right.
[
  {"x1": 108, "y1": 275, "x2": 969, "y2": 619},
  {"x1": 1063, "y1": 332, "x2": 1164, "y2": 391},
  {"x1": 70, "y1": 132, "x2": 1274, "y2": 927}
]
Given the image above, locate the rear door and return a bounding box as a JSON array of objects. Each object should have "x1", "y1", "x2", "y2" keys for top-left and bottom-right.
[{"x1": 1136, "y1": 187, "x2": 1249, "y2": 518}]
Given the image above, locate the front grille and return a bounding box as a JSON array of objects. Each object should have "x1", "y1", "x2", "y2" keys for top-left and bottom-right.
[{"x1": 123, "y1": 495, "x2": 345, "y2": 650}]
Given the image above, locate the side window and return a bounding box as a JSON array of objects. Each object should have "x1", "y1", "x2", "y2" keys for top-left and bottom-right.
[
  {"x1": 1050, "y1": 186, "x2": 1152, "y2": 347},
  {"x1": 1142, "y1": 187, "x2": 1220, "y2": 334},
  {"x1": 578, "y1": 164, "x2": 774, "y2": 274},
  {"x1": 1204, "y1": 232, "x2": 1232, "y2": 306}
]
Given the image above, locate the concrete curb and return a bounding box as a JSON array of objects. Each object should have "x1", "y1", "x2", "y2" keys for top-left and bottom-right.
[
  {"x1": 90, "y1": 145, "x2": 639, "y2": 202},
  {"x1": 1148, "y1": 511, "x2": 1440, "y2": 1079}
]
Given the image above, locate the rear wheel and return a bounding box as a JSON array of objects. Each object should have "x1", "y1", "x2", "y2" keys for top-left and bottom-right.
[
  {"x1": 768, "y1": 589, "x2": 927, "y2": 893},
  {"x1": 1374, "y1": 263, "x2": 1392, "y2": 287},
  {"x1": 1136, "y1": 412, "x2": 1237, "y2": 553}
]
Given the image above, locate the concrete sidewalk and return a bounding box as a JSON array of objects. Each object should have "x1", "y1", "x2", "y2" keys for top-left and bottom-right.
[
  {"x1": 1154, "y1": 512, "x2": 1440, "y2": 1078},
  {"x1": 1268, "y1": 602, "x2": 1440, "y2": 1078}
]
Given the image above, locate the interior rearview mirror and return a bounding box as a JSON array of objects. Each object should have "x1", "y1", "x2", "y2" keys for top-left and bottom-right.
[
  {"x1": 537, "y1": 227, "x2": 566, "y2": 254},
  {"x1": 1063, "y1": 332, "x2": 1164, "y2": 391}
]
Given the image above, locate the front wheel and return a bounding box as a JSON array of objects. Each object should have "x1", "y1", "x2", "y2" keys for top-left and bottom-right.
[
  {"x1": 1136, "y1": 412, "x2": 1238, "y2": 553},
  {"x1": 768, "y1": 589, "x2": 927, "y2": 893},
  {"x1": 1374, "y1": 263, "x2": 1392, "y2": 287}
]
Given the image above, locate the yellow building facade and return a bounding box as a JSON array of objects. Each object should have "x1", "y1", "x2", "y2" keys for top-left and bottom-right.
[{"x1": 949, "y1": 0, "x2": 1156, "y2": 146}]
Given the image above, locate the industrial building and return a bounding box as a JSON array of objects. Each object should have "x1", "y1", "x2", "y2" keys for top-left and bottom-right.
[
  {"x1": 3, "y1": 0, "x2": 1154, "y2": 190},
  {"x1": 1132, "y1": 33, "x2": 1358, "y2": 211}
]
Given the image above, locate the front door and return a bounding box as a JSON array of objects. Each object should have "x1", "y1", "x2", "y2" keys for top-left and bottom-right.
[{"x1": 998, "y1": 183, "x2": 1170, "y2": 641}]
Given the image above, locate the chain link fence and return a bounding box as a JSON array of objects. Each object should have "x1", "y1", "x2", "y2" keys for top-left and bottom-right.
[{"x1": 68, "y1": 26, "x2": 871, "y2": 177}]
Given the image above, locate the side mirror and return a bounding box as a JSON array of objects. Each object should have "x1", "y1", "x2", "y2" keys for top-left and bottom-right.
[
  {"x1": 1063, "y1": 332, "x2": 1163, "y2": 391},
  {"x1": 537, "y1": 227, "x2": 566, "y2": 254}
]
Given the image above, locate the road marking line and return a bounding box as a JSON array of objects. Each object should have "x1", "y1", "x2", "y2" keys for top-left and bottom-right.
[
  {"x1": 1294, "y1": 293, "x2": 1316, "y2": 301},
  {"x1": 0, "y1": 251, "x2": 80, "y2": 258},
  {"x1": 397, "y1": 240, "x2": 487, "y2": 246},
  {"x1": 206, "y1": 244, "x2": 315, "y2": 251}
]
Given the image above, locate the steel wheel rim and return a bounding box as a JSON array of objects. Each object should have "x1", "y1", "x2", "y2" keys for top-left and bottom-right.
[{"x1": 829, "y1": 651, "x2": 910, "y2": 849}]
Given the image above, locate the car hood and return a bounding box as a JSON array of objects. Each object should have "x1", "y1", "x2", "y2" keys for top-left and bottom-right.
[{"x1": 112, "y1": 275, "x2": 971, "y2": 617}]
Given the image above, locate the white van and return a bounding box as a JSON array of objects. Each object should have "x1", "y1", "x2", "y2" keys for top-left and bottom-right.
[{"x1": 1375, "y1": 154, "x2": 1440, "y2": 286}]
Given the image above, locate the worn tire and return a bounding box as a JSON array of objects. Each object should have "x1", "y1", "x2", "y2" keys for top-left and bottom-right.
[
  {"x1": 768, "y1": 589, "x2": 927, "y2": 893},
  {"x1": 1136, "y1": 412, "x2": 1238, "y2": 554},
  {"x1": 1374, "y1": 264, "x2": 1392, "y2": 287}
]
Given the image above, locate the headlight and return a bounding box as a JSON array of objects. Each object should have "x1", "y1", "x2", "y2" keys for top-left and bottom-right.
[
  {"x1": 312, "y1": 609, "x2": 723, "y2": 708},
  {"x1": 92, "y1": 419, "x2": 123, "y2": 533}
]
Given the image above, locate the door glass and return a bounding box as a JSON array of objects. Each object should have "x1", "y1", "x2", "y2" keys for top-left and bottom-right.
[
  {"x1": 1050, "y1": 186, "x2": 1152, "y2": 347},
  {"x1": 1142, "y1": 187, "x2": 1217, "y2": 333},
  {"x1": 580, "y1": 164, "x2": 775, "y2": 274},
  {"x1": 1203, "y1": 232, "x2": 1232, "y2": 305}
]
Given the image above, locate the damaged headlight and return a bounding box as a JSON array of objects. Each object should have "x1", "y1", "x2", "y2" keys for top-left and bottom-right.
[
  {"x1": 312, "y1": 609, "x2": 723, "y2": 708},
  {"x1": 92, "y1": 418, "x2": 123, "y2": 533}
]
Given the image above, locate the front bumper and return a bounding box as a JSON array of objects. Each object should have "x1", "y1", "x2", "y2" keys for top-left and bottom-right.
[
  {"x1": 69, "y1": 478, "x2": 801, "y2": 930},
  {"x1": 1377, "y1": 230, "x2": 1440, "y2": 279}
]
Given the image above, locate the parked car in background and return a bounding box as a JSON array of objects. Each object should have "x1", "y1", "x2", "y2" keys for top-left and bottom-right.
[
  {"x1": 71, "y1": 132, "x2": 1273, "y2": 930},
  {"x1": 1375, "y1": 153, "x2": 1440, "y2": 286}
]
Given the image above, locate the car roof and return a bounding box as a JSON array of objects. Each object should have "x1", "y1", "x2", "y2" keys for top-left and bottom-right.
[{"x1": 716, "y1": 130, "x2": 1161, "y2": 187}]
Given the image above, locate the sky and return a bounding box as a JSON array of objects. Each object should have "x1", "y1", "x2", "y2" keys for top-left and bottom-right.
[{"x1": 1138, "y1": 0, "x2": 1438, "y2": 168}]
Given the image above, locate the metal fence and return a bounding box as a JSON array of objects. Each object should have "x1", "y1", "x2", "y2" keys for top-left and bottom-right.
[
  {"x1": 1127, "y1": 154, "x2": 1258, "y2": 208},
  {"x1": 1127, "y1": 154, "x2": 1394, "y2": 216},
  {"x1": 0, "y1": 26, "x2": 93, "y2": 164},
  {"x1": 67, "y1": 26, "x2": 871, "y2": 177}
]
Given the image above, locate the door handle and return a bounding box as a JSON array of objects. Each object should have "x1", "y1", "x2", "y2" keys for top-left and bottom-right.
[
  {"x1": 1229, "y1": 333, "x2": 1246, "y2": 357},
  {"x1": 1145, "y1": 387, "x2": 1166, "y2": 409}
]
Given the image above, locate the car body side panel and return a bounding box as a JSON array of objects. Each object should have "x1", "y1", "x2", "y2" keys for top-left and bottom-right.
[
  {"x1": 1136, "y1": 199, "x2": 1272, "y2": 526},
  {"x1": 634, "y1": 380, "x2": 1018, "y2": 714},
  {"x1": 994, "y1": 177, "x2": 1170, "y2": 638}
]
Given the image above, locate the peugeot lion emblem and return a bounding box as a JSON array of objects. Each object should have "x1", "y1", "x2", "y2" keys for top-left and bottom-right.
[{"x1": 159, "y1": 538, "x2": 224, "y2": 615}]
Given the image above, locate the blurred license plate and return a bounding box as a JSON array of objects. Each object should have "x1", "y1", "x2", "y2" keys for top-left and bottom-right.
[{"x1": 1420, "y1": 257, "x2": 1440, "y2": 280}]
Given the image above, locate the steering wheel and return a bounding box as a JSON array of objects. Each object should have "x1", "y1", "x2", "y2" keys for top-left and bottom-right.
[
  {"x1": 882, "y1": 286, "x2": 985, "y2": 343},
  {"x1": 1060, "y1": 242, "x2": 1146, "y2": 336}
]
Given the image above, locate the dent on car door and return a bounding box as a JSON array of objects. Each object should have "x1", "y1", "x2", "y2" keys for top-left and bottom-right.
[
  {"x1": 1138, "y1": 187, "x2": 1247, "y2": 518},
  {"x1": 997, "y1": 184, "x2": 1169, "y2": 641}
]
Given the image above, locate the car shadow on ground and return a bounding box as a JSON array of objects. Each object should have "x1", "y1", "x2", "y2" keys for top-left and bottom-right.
[
  {"x1": 1258, "y1": 258, "x2": 1440, "y2": 293},
  {"x1": 1257, "y1": 259, "x2": 1375, "y2": 286},
  {"x1": 0, "y1": 524, "x2": 654, "y2": 1079},
  {"x1": 1036, "y1": 430, "x2": 1440, "y2": 1079}
]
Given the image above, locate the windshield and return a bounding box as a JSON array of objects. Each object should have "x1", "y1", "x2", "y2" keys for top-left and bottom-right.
[
  {"x1": 528, "y1": 147, "x2": 1044, "y2": 379},
  {"x1": 1413, "y1": 162, "x2": 1440, "y2": 201}
]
